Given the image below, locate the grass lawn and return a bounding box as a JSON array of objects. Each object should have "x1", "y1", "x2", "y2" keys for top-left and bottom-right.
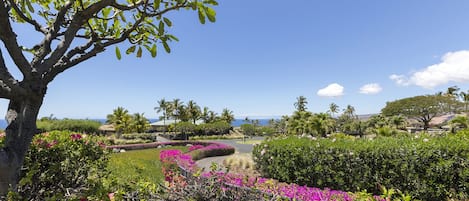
[{"x1": 108, "y1": 146, "x2": 188, "y2": 185}]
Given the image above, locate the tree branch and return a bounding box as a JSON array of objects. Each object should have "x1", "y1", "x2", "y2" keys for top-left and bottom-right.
[
  {"x1": 39, "y1": 0, "x2": 114, "y2": 73},
  {"x1": 0, "y1": 2, "x2": 32, "y2": 80},
  {"x1": 0, "y1": 48, "x2": 25, "y2": 98},
  {"x1": 6, "y1": 0, "x2": 47, "y2": 34},
  {"x1": 31, "y1": 0, "x2": 76, "y2": 67}
]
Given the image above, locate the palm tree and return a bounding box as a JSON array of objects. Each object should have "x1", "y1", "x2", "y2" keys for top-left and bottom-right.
[
  {"x1": 220, "y1": 108, "x2": 235, "y2": 124},
  {"x1": 171, "y1": 98, "x2": 184, "y2": 121},
  {"x1": 187, "y1": 100, "x2": 201, "y2": 124},
  {"x1": 208, "y1": 111, "x2": 218, "y2": 123},
  {"x1": 446, "y1": 86, "x2": 460, "y2": 98},
  {"x1": 344, "y1": 105, "x2": 356, "y2": 119},
  {"x1": 310, "y1": 113, "x2": 335, "y2": 137},
  {"x1": 390, "y1": 115, "x2": 406, "y2": 129},
  {"x1": 448, "y1": 115, "x2": 468, "y2": 133},
  {"x1": 460, "y1": 91, "x2": 469, "y2": 113},
  {"x1": 106, "y1": 107, "x2": 130, "y2": 137},
  {"x1": 294, "y1": 96, "x2": 308, "y2": 112},
  {"x1": 132, "y1": 113, "x2": 150, "y2": 133},
  {"x1": 201, "y1": 107, "x2": 210, "y2": 123},
  {"x1": 154, "y1": 98, "x2": 169, "y2": 134},
  {"x1": 328, "y1": 103, "x2": 339, "y2": 117}
]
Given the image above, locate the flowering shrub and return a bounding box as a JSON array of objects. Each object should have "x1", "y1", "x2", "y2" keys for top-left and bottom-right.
[
  {"x1": 188, "y1": 142, "x2": 235, "y2": 160},
  {"x1": 12, "y1": 131, "x2": 110, "y2": 200},
  {"x1": 161, "y1": 145, "x2": 386, "y2": 201}
]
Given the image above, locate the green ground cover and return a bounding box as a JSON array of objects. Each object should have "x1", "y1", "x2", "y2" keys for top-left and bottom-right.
[{"x1": 108, "y1": 146, "x2": 188, "y2": 185}]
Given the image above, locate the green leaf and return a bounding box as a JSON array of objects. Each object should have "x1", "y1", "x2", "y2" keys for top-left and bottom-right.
[
  {"x1": 163, "y1": 17, "x2": 172, "y2": 27},
  {"x1": 153, "y1": 0, "x2": 161, "y2": 10},
  {"x1": 102, "y1": 7, "x2": 111, "y2": 18},
  {"x1": 115, "y1": 46, "x2": 122, "y2": 60},
  {"x1": 119, "y1": 12, "x2": 126, "y2": 22},
  {"x1": 150, "y1": 44, "x2": 157, "y2": 58},
  {"x1": 126, "y1": 46, "x2": 136, "y2": 54},
  {"x1": 198, "y1": 9, "x2": 206, "y2": 24},
  {"x1": 205, "y1": 7, "x2": 216, "y2": 22},
  {"x1": 158, "y1": 21, "x2": 165, "y2": 35},
  {"x1": 136, "y1": 46, "x2": 142, "y2": 58},
  {"x1": 162, "y1": 41, "x2": 171, "y2": 53},
  {"x1": 25, "y1": 0, "x2": 35, "y2": 12},
  {"x1": 167, "y1": 34, "x2": 179, "y2": 42}
]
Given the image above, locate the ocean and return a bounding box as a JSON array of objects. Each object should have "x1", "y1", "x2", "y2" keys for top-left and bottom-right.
[{"x1": 0, "y1": 118, "x2": 273, "y2": 130}]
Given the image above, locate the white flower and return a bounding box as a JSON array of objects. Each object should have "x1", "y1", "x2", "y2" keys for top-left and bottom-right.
[
  {"x1": 332, "y1": 138, "x2": 336, "y2": 142},
  {"x1": 260, "y1": 149, "x2": 266, "y2": 156},
  {"x1": 423, "y1": 138, "x2": 429, "y2": 142},
  {"x1": 311, "y1": 137, "x2": 317, "y2": 141}
]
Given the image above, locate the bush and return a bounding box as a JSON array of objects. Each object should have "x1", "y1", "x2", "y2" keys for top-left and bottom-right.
[
  {"x1": 13, "y1": 131, "x2": 109, "y2": 200},
  {"x1": 253, "y1": 134, "x2": 469, "y2": 200},
  {"x1": 37, "y1": 119, "x2": 101, "y2": 133},
  {"x1": 195, "y1": 121, "x2": 232, "y2": 136},
  {"x1": 121, "y1": 133, "x2": 155, "y2": 141}
]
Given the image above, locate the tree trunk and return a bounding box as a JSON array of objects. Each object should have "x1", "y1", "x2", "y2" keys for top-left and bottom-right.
[{"x1": 0, "y1": 96, "x2": 43, "y2": 195}]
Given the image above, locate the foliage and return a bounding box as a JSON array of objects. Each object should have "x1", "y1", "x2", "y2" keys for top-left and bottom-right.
[
  {"x1": 195, "y1": 121, "x2": 232, "y2": 135},
  {"x1": 241, "y1": 123, "x2": 257, "y2": 136},
  {"x1": 253, "y1": 134, "x2": 469, "y2": 200},
  {"x1": 106, "y1": 107, "x2": 151, "y2": 135},
  {"x1": 174, "y1": 121, "x2": 196, "y2": 134},
  {"x1": 11, "y1": 131, "x2": 109, "y2": 200},
  {"x1": 294, "y1": 96, "x2": 308, "y2": 112},
  {"x1": 381, "y1": 95, "x2": 454, "y2": 129},
  {"x1": 36, "y1": 118, "x2": 101, "y2": 133}
]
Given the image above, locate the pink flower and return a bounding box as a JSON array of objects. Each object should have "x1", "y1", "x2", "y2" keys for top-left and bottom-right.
[
  {"x1": 71, "y1": 133, "x2": 82, "y2": 140},
  {"x1": 108, "y1": 192, "x2": 115, "y2": 201}
]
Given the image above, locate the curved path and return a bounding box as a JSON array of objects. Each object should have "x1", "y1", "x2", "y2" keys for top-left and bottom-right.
[{"x1": 195, "y1": 137, "x2": 264, "y2": 170}]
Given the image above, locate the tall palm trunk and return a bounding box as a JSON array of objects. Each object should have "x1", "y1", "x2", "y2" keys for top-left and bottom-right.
[{"x1": 0, "y1": 95, "x2": 44, "y2": 194}]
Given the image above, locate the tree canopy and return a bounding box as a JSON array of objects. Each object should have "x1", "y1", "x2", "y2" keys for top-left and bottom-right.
[
  {"x1": 381, "y1": 95, "x2": 453, "y2": 130},
  {"x1": 0, "y1": 0, "x2": 217, "y2": 195}
]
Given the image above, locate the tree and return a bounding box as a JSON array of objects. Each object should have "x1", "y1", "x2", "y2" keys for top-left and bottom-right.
[
  {"x1": 187, "y1": 100, "x2": 201, "y2": 124},
  {"x1": 328, "y1": 102, "x2": 339, "y2": 117},
  {"x1": 170, "y1": 98, "x2": 184, "y2": 121},
  {"x1": 106, "y1": 106, "x2": 130, "y2": 136},
  {"x1": 381, "y1": 95, "x2": 452, "y2": 130},
  {"x1": 294, "y1": 96, "x2": 308, "y2": 112},
  {"x1": 309, "y1": 113, "x2": 335, "y2": 137},
  {"x1": 154, "y1": 98, "x2": 169, "y2": 134},
  {"x1": 0, "y1": 0, "x2": 218, "y2": 194},
  {"x1": 131, "y1": 113, "x2": 150, "y2": 133},
  {"x1": 460, "y1": 90, "x2": 469, "y2": 112},
  {"x1": 220, "y1": 108, "x2": 235, "y2": 124},
  {"x1": 448, "y1": 115, "x2": 468, "y2": 133},
  {"x1": 200, "y1": 106, "x2": 210, "y2": 123}
]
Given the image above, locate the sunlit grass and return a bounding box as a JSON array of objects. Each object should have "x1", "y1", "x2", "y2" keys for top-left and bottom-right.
[{"x1": 108, "y1": 146, "x2": 188, "y2": 185}]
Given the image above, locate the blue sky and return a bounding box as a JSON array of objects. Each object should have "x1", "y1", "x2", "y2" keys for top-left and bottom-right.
[{"x1": 1, "y1": 1, "x2": 469, "y2": 119}]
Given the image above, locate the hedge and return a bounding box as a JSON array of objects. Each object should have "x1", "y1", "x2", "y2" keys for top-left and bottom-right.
[{"x1": 252, "y1": 132, "x2": 469, "y2": 200}]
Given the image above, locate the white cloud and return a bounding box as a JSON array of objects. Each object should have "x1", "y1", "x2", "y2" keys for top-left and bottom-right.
[
  {"x1": 389, "y1": 74, "x2": 409, "y2": 86},
  {"x1": 317, "y1": 83, "x2": 344, "y2": 97},
  {"x1": 359, "y1": 83, "x2": 382, "y2": 94},
  {"x1": 390, "y1": 50, "x2": 469, "y2": 89}
]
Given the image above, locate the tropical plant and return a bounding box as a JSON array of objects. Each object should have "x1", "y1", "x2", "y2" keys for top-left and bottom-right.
[
  {"x1": 328, "y1": 102, "x2": 339, "y2": 117},
  {"x1": 448, "y1": 115, "x2": 468, "y2": 133},
  {"x1": 460, "y1": 90, "x2": 469, "y2": 112},
  {"x1": 309, "y1": 113, "x2": 335, "y2": 137},
  {"x1": 294, "y1": 96, "x2": 308, "y2": 112},
  {"x1": 131, "y1": 113, "x2": 150, "y2": 133},
  {"x1": 0, "y1": 0, "x2": 218, "y2": 193},
  {"x1": 220, "y1": 108, "x2": 235, "y2": 124},
  {"x1": 106, "y1": 107, "x2": 131, "y2": 137},
  {"x1": 187, "y1": 100, "x2": 201, "y2": 124},
  {"x1": 155, "y1": 98, "x2": 170, "y2": 133},
  {"x1": 170, "y1": 98, "x2": 184, "y2": 122}
]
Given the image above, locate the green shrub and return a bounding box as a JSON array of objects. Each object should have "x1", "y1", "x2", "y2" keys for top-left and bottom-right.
[
  {"x1": 14, "y1": 131, "x2": 109, "y2": 200},
  {"x1": 253, "y1": 134, "x2": 469, "y2": 200},
  {"x1": 37, "y1": 119, "x2": 101, "y2": 133},
  {"x1": 121, "y1": 133, "x2": 155, "y2": 140}
]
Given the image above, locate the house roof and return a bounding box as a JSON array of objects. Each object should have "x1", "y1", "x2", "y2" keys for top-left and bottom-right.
[{"x1": 98, "y1": 124, "x2": 115, "y2": 131}]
